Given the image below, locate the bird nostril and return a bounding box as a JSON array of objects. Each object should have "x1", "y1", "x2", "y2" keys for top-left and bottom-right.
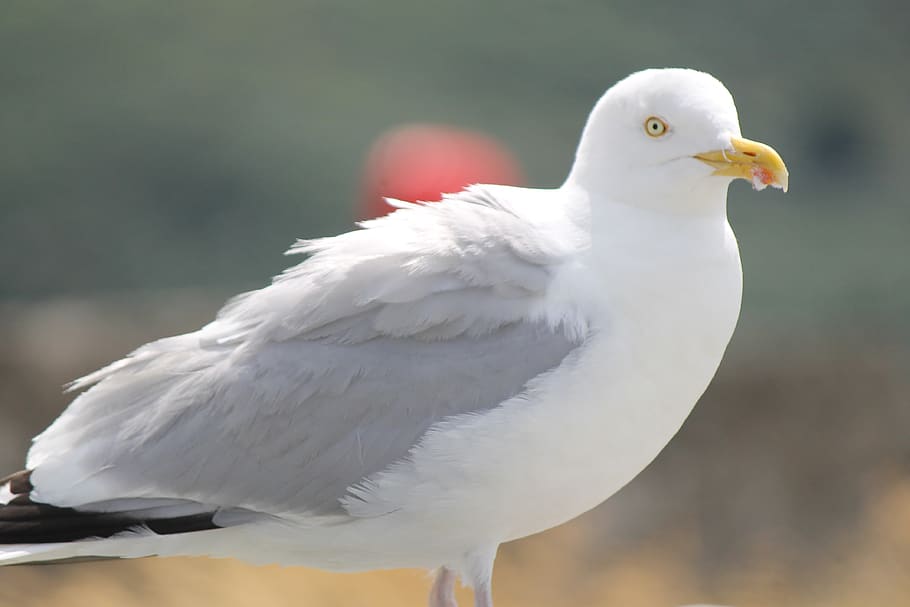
[{"x1": 742, "y1": 151, "x2": 758, "y2": 157}]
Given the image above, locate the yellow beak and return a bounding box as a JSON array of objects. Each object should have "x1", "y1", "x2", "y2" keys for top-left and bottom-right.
[{"x1": 694, "y1": 136, "x2": 789, "y2": 192}]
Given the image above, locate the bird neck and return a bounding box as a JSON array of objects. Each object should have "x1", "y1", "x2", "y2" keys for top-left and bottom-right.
[{"x1": 562, "y1": 175, "x2": 732, "y2": 228}]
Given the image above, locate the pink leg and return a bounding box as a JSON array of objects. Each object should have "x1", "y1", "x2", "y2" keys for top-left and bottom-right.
[{"x1": 429, "y1": 567, "x2": 458, "y2": 607}]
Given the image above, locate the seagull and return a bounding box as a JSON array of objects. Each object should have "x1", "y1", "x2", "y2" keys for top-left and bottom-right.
[{"x1": 0, "y1": 68, "x2": 787, "y2": 607}]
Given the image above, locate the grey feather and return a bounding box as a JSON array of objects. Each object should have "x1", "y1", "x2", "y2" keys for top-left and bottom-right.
[{"x1": 27, "y1": 185, "x2": 585, "y2": 517}]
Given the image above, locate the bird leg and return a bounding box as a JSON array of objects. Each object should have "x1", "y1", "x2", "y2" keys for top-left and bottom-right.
[{"x1": 429, "y1": 567, "x2": 458, "y2": 607}]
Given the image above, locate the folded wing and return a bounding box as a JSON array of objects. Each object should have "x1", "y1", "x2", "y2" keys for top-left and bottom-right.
[{"x1": 4, "y1": 186, "x2": 586, "y2": 541}]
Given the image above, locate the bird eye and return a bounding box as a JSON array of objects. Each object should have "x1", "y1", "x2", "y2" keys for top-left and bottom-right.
[{"x1": 644, "y1": 116, "x2": 668, "y2": 138}]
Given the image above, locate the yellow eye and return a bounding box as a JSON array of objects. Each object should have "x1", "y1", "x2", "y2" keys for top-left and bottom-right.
[{"x1": 644, "y1": 116, "x2": 668, "y2": 137}]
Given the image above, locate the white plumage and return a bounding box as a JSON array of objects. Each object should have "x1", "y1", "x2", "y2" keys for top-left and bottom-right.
[{"x1": 0, "y1": 68, "x2": 787, "y2": 607}]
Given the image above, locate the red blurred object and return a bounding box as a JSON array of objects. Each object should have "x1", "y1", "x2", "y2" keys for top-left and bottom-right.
[{"x1": 359, "y1": 124, "x2": 524, "y2": 220}]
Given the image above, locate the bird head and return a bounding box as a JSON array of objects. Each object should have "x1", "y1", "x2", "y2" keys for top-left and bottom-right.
[{"x1": 567, "y1": 68, "x2": 788, "y2": 214}]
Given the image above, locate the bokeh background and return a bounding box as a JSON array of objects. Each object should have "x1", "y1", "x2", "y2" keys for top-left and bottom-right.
[{"x1": 1, "y1": 2, "x2": 908, "y2": 606}]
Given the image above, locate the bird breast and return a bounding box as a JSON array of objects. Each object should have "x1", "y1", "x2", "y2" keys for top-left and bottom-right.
[{"x1": 356, "y1": 217, "x2": 743, "y2": 547}]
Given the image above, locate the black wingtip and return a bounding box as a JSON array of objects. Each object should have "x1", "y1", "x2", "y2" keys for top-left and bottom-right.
[
  {"x1": 0, "y1": 503, "x2": 221, "y2": 544},
  {"x1": 1, "y1": 468, "x2": 220, "y2": 545}
]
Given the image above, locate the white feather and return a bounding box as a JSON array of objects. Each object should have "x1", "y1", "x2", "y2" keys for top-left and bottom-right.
[{"x1": 3, "y1": 70, "x2": 761, "y2": 600}]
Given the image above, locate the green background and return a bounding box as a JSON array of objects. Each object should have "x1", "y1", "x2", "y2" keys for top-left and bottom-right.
[{"x1": 2, "y1": 1, "x2": 907, "y2": 340}]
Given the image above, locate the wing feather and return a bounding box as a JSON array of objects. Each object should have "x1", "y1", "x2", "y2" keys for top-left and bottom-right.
[{"x1": 23, "y1": 185, "x2": 587, "y2": 518}]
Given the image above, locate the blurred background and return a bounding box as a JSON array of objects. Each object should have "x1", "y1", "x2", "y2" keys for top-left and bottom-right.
[{"x1": 1, "y1": 1, "x2": 908, "y2": 606}]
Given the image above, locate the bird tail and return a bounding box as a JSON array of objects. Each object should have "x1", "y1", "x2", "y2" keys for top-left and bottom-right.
[
  {"x1": 0, "y1": 542, "x2": 122, "y2": 566},
  {"x1": 0, "y1": 469, "x2": 222, "y2": 566}
]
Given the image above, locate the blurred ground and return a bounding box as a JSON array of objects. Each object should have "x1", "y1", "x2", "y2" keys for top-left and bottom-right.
[
  {"x1": 1, "y1": 499, "x2": 909, "y2": 607},
  {"x1": 0, "y1": 297, "x2": 907, "y2": 606}
]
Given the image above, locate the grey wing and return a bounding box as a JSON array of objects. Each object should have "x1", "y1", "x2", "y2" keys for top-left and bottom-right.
[
  {"x1": 22, "y1": 186, "x2": 585, "y2": 517},
  {"x1": 104, "y1": 322, "x2": 577, "y2": 515}
]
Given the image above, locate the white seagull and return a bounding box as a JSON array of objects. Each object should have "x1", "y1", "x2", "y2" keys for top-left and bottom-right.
[{"x1": 0, "y1": 68, "x2": 787, "y2": 607}]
